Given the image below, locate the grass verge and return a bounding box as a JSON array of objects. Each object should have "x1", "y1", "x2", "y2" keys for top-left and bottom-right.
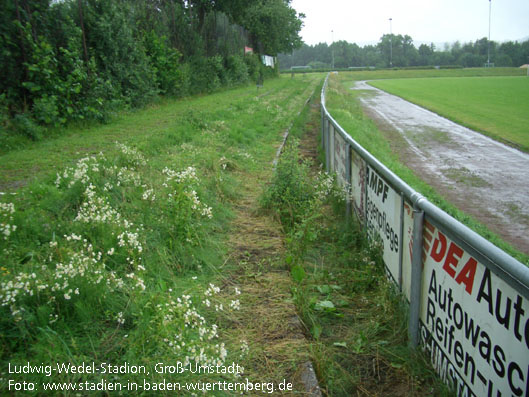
[{"x1": 261, "y1": 95, "x2": 454, "y2": 396}]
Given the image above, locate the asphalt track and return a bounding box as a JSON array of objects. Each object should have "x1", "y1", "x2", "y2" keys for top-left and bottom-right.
[{"x1": 352, "y1": 81, "x2": 529, "y2": 256}]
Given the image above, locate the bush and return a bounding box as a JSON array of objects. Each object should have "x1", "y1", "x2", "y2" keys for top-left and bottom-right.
[
  {"x1": 225, "y1": 55, "x2": 249, "y2": 85},
  {"x1": 244, "y1": 53, "x2": 262, "y2": 83},
  {"x1": 11, "y1": 113, "x2": 45, "y2": 141},
  {"x1": 188, "y1": 56, "x2": 221, "y2": 94},
  {"x1": 143, "y1": 31, "x2": 184, "y2": 96}
]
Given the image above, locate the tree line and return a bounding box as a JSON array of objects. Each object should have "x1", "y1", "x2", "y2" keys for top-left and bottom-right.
[
  {"x1": 278, "y1": 34, "x2": 529, "y2": 70},
  {"x1": 0, "y1": 0, "x2": 303, "y2": 142}
]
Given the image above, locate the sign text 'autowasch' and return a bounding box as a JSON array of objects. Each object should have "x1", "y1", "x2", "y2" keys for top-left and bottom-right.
[{"x1": 421, "y1": 223, "x2": 529, "y2": 397}]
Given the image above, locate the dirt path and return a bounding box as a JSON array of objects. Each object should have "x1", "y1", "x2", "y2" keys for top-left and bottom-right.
[
  {"x1": 224, "y1": 116, "x2": 322, "y2": 395},
  {"x1": 352, "y1": 81, "x2": 529, "y2": 256}
]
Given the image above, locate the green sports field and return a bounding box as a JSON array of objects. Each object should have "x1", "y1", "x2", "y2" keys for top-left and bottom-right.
[{"x1": 369, "y1": 76, "x2": 529, "y2": 152}]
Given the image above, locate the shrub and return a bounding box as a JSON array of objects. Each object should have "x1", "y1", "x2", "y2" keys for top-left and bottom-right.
[
  {"x1": 143, "y1": 31, "x2": 184, "y2": 96},
  {"x1": 225, "y1": 55, "x2": 249, "y2": 85}
]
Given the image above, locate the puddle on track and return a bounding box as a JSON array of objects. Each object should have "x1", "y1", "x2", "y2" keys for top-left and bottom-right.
[{"x1": 352, "y1": 81, "x2": 529, "y2": 256}]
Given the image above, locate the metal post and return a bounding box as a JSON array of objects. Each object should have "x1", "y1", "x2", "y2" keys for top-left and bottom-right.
[
  {"x1": 409, "y1": 208, "x2": 424, "y2": 348},
  {"x1": 321, "y1": 108, "x2": 325, "y2": 148},
  {"x1": 398, "y1": 195, "x2": 405, "y2": 291},
  {"x1": 325, "y1": 120, "x2": 331, "y2": 172},
  {"x1": 364, "y1": 165, "x2": 369, "y2": 231},
  {"x1": 329, "y1": 125, "x2": 335, "y2": 172},
  {"x1": 345, "y1": 144, "x2": 352, "y2": 220}
]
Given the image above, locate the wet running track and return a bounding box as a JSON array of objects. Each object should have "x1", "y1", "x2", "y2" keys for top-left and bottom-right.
[{"x1": 352, "y1": 81, "x2": 529, "y2": 256}]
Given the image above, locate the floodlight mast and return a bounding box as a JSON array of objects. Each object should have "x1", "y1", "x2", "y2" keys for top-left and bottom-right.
[
  {"x1": 389, "y1": 18, "x2": 393, "y2": 68},
  {"x1": 487, "y1": 0, "x2": 491, "y2": 67},
  {"x1": 331, "y1": 30, "x2": 335, "y2": 70}
]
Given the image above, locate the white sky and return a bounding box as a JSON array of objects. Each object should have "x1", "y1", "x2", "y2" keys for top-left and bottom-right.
[{"x1": 290, "y1": 0, "x2": 529, "y2": 47}]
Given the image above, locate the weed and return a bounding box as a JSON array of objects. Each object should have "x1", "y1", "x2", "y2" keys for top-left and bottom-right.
[
  {"x1": 263, "y1": 92, "x2": 454, "y2": 396},
  {"x1": 0, "y1": 74, "x2": 325, "y2": 394}
]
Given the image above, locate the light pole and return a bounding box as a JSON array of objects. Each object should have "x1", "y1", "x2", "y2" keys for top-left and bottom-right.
[
  {"x1": 487, "y1": 0, "x2": 491, "y2": 67},
  {"x1": 389, "y1": 18, "x2": 393, "y2": 68},
  {"x1": 331, "y1": 30, "x2": 335, "y2": 70}
]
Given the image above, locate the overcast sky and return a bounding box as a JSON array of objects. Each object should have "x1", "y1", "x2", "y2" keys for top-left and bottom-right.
[{"x1": 290, "y1": 0, "x2": 529, "y2": 47}]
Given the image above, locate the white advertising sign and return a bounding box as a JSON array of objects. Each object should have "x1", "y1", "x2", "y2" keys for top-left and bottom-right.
[
  {"x1": 328, "y1": 125, "x2": 335, "y2": 173},
  {"x1": 350, "y1": 151, "x2": 365, "y2": 221},
  {"x1": 365, "y1": 165, "x2": 402, "y2": 282},
  {"x1": 420, "y1": 220, "x2": 529, "y2": 396}
]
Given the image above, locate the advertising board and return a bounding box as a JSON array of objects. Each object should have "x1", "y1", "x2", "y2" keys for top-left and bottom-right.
[
  {"x1": 420, "y1": 220, "x2": 529, "y2": 396},
  {"x1": 333, "y1": 130, "x2": 348, "y2": 187},
  {"x1": 350, "y1": 150, "x2": 365, "y2": 221},
  {"x1": 365, "y1": 165, "x2": 402, "y2": 283}
]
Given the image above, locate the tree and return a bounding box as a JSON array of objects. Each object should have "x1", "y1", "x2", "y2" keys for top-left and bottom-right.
[
  {"x1": 240, "y1": 0, "x2": 304, "y2": 55},
  {"x1": 278, "y1": 34, "x2": 529, "y2": 70},
  {"x1": 418, "y1": 43, "x2": 434, "y2": 65}
]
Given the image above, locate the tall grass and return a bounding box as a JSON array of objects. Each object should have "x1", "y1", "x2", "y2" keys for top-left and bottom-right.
[
  {"x1": 0, "y1": 74, "x2": 323, "y2": 395},
  {"x1": 262, "y1": 138, "x2": 453, "y2": 396}
]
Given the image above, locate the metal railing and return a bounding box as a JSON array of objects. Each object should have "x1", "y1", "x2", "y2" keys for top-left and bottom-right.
[{"x1": 321, "y1": 73, "x2": 529, "y2": 396}]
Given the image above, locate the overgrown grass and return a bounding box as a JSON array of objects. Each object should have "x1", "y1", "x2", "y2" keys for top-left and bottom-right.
[
  {"x1": 324, "y1": 72, "x2": 529, "y2": 265},
  {"x1": 0, "y1": 74, "x2": 323, "y2": 395},
  {"x1": 0, "y1": 76, "x2": 324, "y2": 188},
  {"x1": 370, "y1": 76, "x2": 529, "y2": 152},
  {"x1": 262, "y1": 138, "x2": 453, "y2": 396}
]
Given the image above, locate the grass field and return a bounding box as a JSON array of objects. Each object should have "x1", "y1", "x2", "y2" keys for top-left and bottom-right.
[
  {"x1": 329, "y1": 67, "x2": 526, "y2": 82},
  {"x1": 369, "y1": 76, "x2": 529, "y2": 152},
  {"x1": 0, "y1": 76, "x2": 321, "y2": 190},
  {"x1": 325, "y1": 72, "x2": 528, "y2": 264}
]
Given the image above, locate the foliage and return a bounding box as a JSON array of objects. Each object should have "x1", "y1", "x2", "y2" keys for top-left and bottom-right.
[
  {"x1": 225, "y1": 55, "x2": 250, "y2": 85},
  {"x1": 0, "y1": 0, "x2": 304, "y2": 146},
  {"x1": 0, "y1": 141, "x2": 243, "y2": 389},
  {"x1": 290, "y1": 215, "x2": 453, "y2": 396},
  {"x1": 261, "y1": 140, "x2": 315, "y2": 231},
  {"x1": 243, "y1": 0, "x2": 304, "y2": 56},
  {"x1": 143, "y1": 30, "x2": 184, "y2": 96},
  {"x1": 261, "y1": 139, "x2": 346, "y2": 265},
  {"x1": 278, "y1": 36, "x2": 529, "y2": 70}
]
